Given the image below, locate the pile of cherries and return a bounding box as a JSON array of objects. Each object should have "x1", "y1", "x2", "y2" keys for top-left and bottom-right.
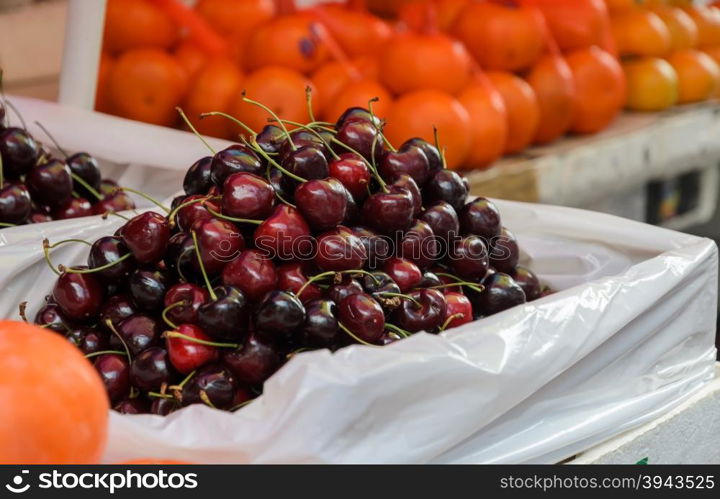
[
  {"x1": 30, "y1": 101, "x2": 549, "y2": 415},
  {"x1": 0, "y1": 99, "x2": 136, "y2": 227}
]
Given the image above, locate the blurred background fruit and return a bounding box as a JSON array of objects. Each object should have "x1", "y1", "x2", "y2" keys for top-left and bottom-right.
[
  {"x1": 666, "y1": 48, "x2": 720, "y2": 103},
  {"x1": 622, "y1": 56, "x2": 679, "y2": 111}
]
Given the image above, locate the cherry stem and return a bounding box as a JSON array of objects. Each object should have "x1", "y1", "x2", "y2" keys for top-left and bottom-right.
[
  {"x1": 433, "y1": 126, "x2": 448, "y2": 170},
  {"x1": 377, "y1": 291, "x2": 421, "y2": 308},
  {"x1": 277, "y1": 119, "x2": 340, "y2": 160},
  {"x1": 190, "y1": 230, "x2": 218, "y2": 301},
  {"x1": 249, "y1": 137, "x2": 307, "y2": 183},
  {"x1": 432, "y1": 274, "x2": 485, "y2": 294},
  {"x1": 176, "y1": 107, "x2": 216, "y2": 155},
  {"x1": 305, "y1": 86, "x2": 317, "y2": 123},
  {"x1": 5, "y1": 99, "x2": 27, "y2": 130},
  {"x1": 167, "y1": 195, "x2": 212, "y2": 226},
  {"x1": 161, "y1": 301, "x2": 186, "y2": 330},
  {"x1": 264, "y1": 169, "x2": 296, "y2": 208},
  {"x1": 18, "y1": 302, "x2": 28, "y2": 322},
  {"x1": 367, "y1": 98, "x2": 395, "y2": 152},
  {"x1": 0, "y1": 223, "x2": 16, "y2": 228},
  {"x1": 242, "y1": 92, "x2": 296, "y2": 150},
  {"x1": 330, "y1": 137, "x2": 388, "y2": 192},
  {"x1": 172, "y1": 369, "x2": 196, "y2": 391},
  {"x1": 70, "y1": 172, "x2": 103, "y2": 201},
  {"x1": 199, "y1": 390, "x2": 217, "y2": 409},
  {"x1": 165, "y1": 331, "x2": 239, "y2": 349},
  {"x1": 116, "y1": 187, "x2": 170, "y2": 214},
  {"x1": 286, "y1": 347, "x2": 309, "y2": 360},
  {"x1": 101, "y1": 210, "x2": 130, "y2": 221},
  {"x1": 439, "y1": 313, "x2": 465, "y2": 332},
  {"x1": 105, "y1": 319, "x2": 132, "y2": 360},
  {"x1": 337, "y1": 321, "x2": 376, "y2": 347},
  {"x1": 385, "y1": 323, "x2": 411, "y2": 338},
  {"x1": 85, "y1": 350, "x2": 128, "y2": 359},
  {"x1": 148, "y1": 391, "x2": 174, "y2": 400},
  {"x1": 33, "y1": 121, "x2": 68, "y2": 157},
  {"x1": 60, "y1": 252, "x2": 132, "y2": 275},
  {"x1": 204, "y1": 204, "x2": 262, "y2": 225},
  {"x1": 297, "y1": 269, "x2": 380, "y2": 298},
  {"x1": 200, "y1": 111, "x2": 257, "y2": 139},
  {"x1": 230, "y1": 399, "x2": 253, "y2": 412}
]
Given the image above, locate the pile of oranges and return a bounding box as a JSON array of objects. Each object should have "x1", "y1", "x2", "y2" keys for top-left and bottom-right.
[{"x1": 96, "y1": 0, "x2": 720, "y2": 171}]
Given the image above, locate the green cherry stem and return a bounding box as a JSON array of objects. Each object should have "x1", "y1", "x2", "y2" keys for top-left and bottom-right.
[
  {"x1": 433, "y1": 126, "x2": 448, "y2": 170},
  {"x1": 70, "y1": 172, "x2": 103, "y2": 201},
  {"x1": 59, "y1": 252, "x2": 132, "y2": 275},
  {"x1": 376, "y1": 291, "x2": 421, "y2": 308},
  {"x1": 330, "y1": 137, "x2": 388, "y2": 192},
  {"x1": 176, "y1": 107, "x2": 216, "y2": 155},
  {"x1": 190, "y1": 230, "x2": 218, "y2": 301},
  {"x1": 250, "y1": 137, "x2": 307, "y2": 183},
  {"x1": 105, "y1": 319, "x2": 132, "y2": 360},
  {"x1": 278, "y1": 119, "x2": 340, "y2": 160},
  {"x1": 230, "y1": 399, "x2": 253, "y2": 412},
  {"x1": 385, "y1": 323, "x2": 411, "y2": 338},
  {"x1": 168, "y1": 369, "x2": 197, "y2": 395},
  {"x1": 101, "y1": 210, "x2": 130, "y2": 221},
  {"x1": 241, "y1": 92, "x2": 296, "y2": 150},
  {"x1": 161, "y1": 301, "x2": 186, "y2": 330},
  {"x1": 148, "y1": 391, "x2": 174, "y2": 400},
  {"x1": 85, "y1": 350, "x2": 128, "y2": 359},
  {"x1": 367, "y1": 97, "x2": 396, "y2": 153},
  {"x1": 305, "y1": 86, "x2": 317, "y2": 123},
  {"x1": 264, "y1": 169, "x2": 296, "y2": 208},
  {"x1": 296, "y1": 270, "x2": 336, "y2": 299},
  {"x1": 439, "y1": 313, "x2": 465, "y2": 332},
  {"x1": 167, "y1": 195, "x2": 212, "y2": 226},
  {"x1": 337, "y1": 321, "x2": 376, "y2": 347},
  {"x1": 165, "y1": 331, "x2": 240, "y2": 349},
  {"x1": 115, "y1": 187, "x2": 170, "y2": 214},
  {"x1": 0, "y1": 223, "x2": 16, "y2": 228},
  {"x1": 199, "y1": 390, "x2": 217, "y2": 409},
  {"x1": 200, "y1": 111, "x2": 257, "y2": 138},
  {"x1": 204, "y1": 204, "x2": 263, "y2": 225}
]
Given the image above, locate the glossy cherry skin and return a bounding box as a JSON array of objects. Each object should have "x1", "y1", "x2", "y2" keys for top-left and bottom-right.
[
  {"x1": 52, "y1": 197, "x2": 93, "y2": 220},
  {"x1": 163, "y1": 283, "x2": 209, "y2": 325},
  {"x1": 421, "y1": 201, "x2": 460, "y2": 241},
  {"x1": 419, "y1": 271, "x2": 443, "y2": 289},
  {"x1": 314, "y1": 226, "x2": 367, "y2": 272},
  {"x1": 327, "y1": 276, "x2": 363, "y2": 304},
  {"x1": 164, "y1": 232, "x2": 197, "y2": 280},
  {"x1": 267, "y1": 167, "x2": 293, "y2": 202},
  {"x1": 122, "y1": 212, "x2": 170, "y2": 264},
  {"x1": 459, "y1": 197, "x2": 502, "y2": 241},
  {"x1": 470, "y1": 272, "x2": 526, "y2": 316},
  {"x1": 390, "y1": 174, "x2": 422, "y2": 217},
  {"x1": 151, "y1": 397, "x2": 179, "y2": 416},
  {"x1": 192, "y1": 218, "x2": 245, "y2": 275},
  {"x1": 352, "y1": 226, "x2": 391, "y2": 269},
  {"x1": 335, "y1": 107, "x2": 383, "y2": 129},
  {"x1": 0, "y1": 183, "x2": 32, "y2": 223},
  {"x1": 424, "y1": 170, "x2": 469, "y2": 213},
  {"x1": 450, "y1": 235, "x2": 490, "y2": 281},
  {"x1": 26, "y1": 159, "x2": 73, "y2": 209},
  {"x1": 112, "y1": 314, "x2": 161, "y2": 355},
  {"x1": 277, "y1": 263, "x2": 322, "y2": 303},
  {"x1": 334, "y1": 119, "x2": 383, "y2": 164},
  {"x1": 511, "y1": 265, "x2": 541, "y2": 301},
  {"x1": 255, "y1": 290, "x2": 306, "y2": 343},
  {"x1": 99, "y1": 294, "x2": 136, "y2": 332},
  {"x1": 222, "y1": 172, "x2": 275, "y2": 219},
  {"x1": 295, "y1": 177, "x2": 347, "y2": 231},
  {"x1": 380, "y1": 139, "x2": 430, "y2": 187},
  {"x1": 166, "y1": 324, "x2": 219, "y2": 374},
  {"x1": 181, "y1": 364, "x2": 236, "y2": 409},
  {"x1": 399, "y1": 219, "x2": 439, "y2": 270},
  {"x1": 361, "y1": 271, "x2": 402, "y2": 312},
  {"x1": 0, "y1": 127, "x2": 39, "y2": 177},
  {"x1": 129, "y1": 268, "x2": 171, "y2": 312},
  {"x1": 92, "y1": 191, "x2": 136, "y2": 215},
  {"x1": 130, "y1": 346, "x2": 174, "y2": 392},
  {"x1": 183, "y1": 156, "x2": 213, "y2": 195},
  {"x1": 222, "y1": 332, "x2": 280, "y2": 385},
  {"x1": 378, "y1": 331, "x2": 403, "y2": 345},
  {"x1": 52, "y1": 270, "x2": 104, "y2": 321},
  {"x1": 221, "y1": 249, "x2": 277, "y2": 302},
  {"x1": 198, "y1": 285, "x2": 250, "y2": 341},
  {"x1": 67, "y1": 152, "x2": 102, "y2": 199},
  {"x1": 490, "y1": 227, "x2": 520, "y2": 273},
  {"x1": 34, "y1": 302, "x2": 72, "y2": 333},
  {"x1": 254, "y1": 205, "x2": 313, "y2": 261},
  {"x1": 393, "y1": 289, "x2": 447, "y2": 333},
  {"x1": 405, "y1": 137, "x2": 443, "y2": 176},
  {"x1": 87, "y1": 236, "x2": 135, "y2": 282},
  {"x1": 175, "y1": 195, "x2": 220, "y2": 232},
  {"x1": 279, "y1": 130, "x2": 327, "y2": 159},
  {"x1": 338, "y1": 293, "x2": 385, "y2": 343},
  {"x1": 329, "y1": 153, "x2": 370, "y2": 201},
  {"x1": 256, "y1": 124, "x2": 286, "y2": 154},
  {"x1": 283, "y1": 145, "x2": 329, "y2": 181},
  {"x1": 66, "y1": 326, "x2": 108, "y2": 355},
  {"x1": 443, "y1": 292, "x2": 473, "y2": 330},
  {"x1": 115, "y1": 398, "x2": 150, "y2": 414},
  {"x1": 94, "y1": 353, "x2": 130, "y2": 403},
  {"x1": 29, "y1": 211, "x2": 52, "y2": 223},
  {"x1": 210, "y1": 144, "x2": 263, "y2": 188},
  {"x1": 298, "y1": 299, "x2": 338, "y2": 347},
  {"x1": 383, "y1": 257, "x2": 422, "y2": 293},
  {"x1": 342, "y1": 186, "x2": 360, "y2": 225},
  {"x1": 362, "y1": 190, "x2": 414, "y2": 235}
]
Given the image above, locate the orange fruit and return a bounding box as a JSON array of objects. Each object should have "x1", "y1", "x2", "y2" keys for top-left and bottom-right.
[
  {"x1": 384, "y1": 90, "x2": 471, "y2": 169},
  {"x1": 174, "y1": 41, "x2": 209, "y2": 81},
  {"x1": 457, "y1": 81, "x2": 508, "y2": 169},
  {"x1": 604, "y1": 0, "x2": 640, "y2": 13},
  {"x1": 566, "y1": 46, "x2": 626, "y2": 134},
  {"x1": 379, "y1": 32, "x2": 471, "y2": 95},
  {"x1": 526, "y1": 54, "x2": 577, "y2": 145},
  {"x1": 0, "y1": 321, "x2": 109, "y2": 464},
  {"x1": 622, "y1": 57, "x2": 679, "y2": 111},
  {"x1": 452, "y1": 1, "x2": 545, "y2": 72},
  {"x1": 611, "y1": 8, "x2": 672, "y2": 57},
  {"x1": 229, "y1": 66, "x2": 318, "y2": 137},
  {"x1": 682, "y1": 6, "x2": 720, "y2": 48},
  {"x1": 534, "y1": 0, "x2": 612, "y2": 52},
  {"x1": 103, "y1": 0, "x2": 178, "y2": 54},
  {"x1": 322, "y1": 79, "x2": 392, "y2": 123},
  {"x1": 95, "y1": 51, "x2": 115, "y2": 114},
  {"x1": 311, "y1": 58, "x2": 379, "y2": 116},
  {"x1": 665, "y1": 49, "x2": 720, "y2": 103},
  {"x1": 486, "y1": 72, "x2": 540, "y2": 155},
  {"x1": 398, "y1": 0, "x2": 470, "y2": 32},
  {"x1": 196, "y1": 0, "x2": 275, "y2": 36},
  {"x1": 650, "y1": 5, "x2": 699, "y2": 50},
  {"x1": 109, "y1": 49, "x2": 189, "y2": 127},
  {"x1": 701, "y1": 44, "x2": 720, "y2": 94},
  {"x1": 183, "y1": 59, "x2": 244, "y2": 139},
  {"x1": 314, "y1": 4, "x2": 392, "y2": 57}
]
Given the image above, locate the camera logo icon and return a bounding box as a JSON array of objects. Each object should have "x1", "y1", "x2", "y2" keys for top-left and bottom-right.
[{"x1": 5, "y1": 470, "x2": 30, "y2": 494}]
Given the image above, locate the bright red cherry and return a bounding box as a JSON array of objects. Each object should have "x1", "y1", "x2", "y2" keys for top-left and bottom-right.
[
  {"x1": 222, "y1": 172, "x2": 275, "y2": 219},
  {"x1": 122, "y1": 212, "x2": 170, "y2": 264},
  {"x1": 167, "y1": 324, "x2": 219, "y2": 374},
  {"x1": 383, "y1": 257, "x2": 422, "y2": 292},
  {"x1": 221, "y1": 249, "x2": 277, "y2": 302},
  {"x1": 277, "y1": 262, "x2": 322, "y2": 303},
  {"x1": 254, "y1": 205, "x2": 313, "y2": 261},
  {"x1": 328, "y1": 153, "x2": 371, "y2": 201},
  {"x1": 163, "y1": 283, "x2": 209, "y2": 325},
  {"x1": 443, "y1": 292, "x2": 473, "y2": 330}
]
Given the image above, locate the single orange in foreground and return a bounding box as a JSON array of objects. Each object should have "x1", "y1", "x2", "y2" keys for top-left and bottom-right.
[
  {"x1": 666, "y1": 49, "x2": 720, "y2": 103},
  {"x1": 0, "y1": 321, "x2": 109, "y2": 464},
  {"x1": 486, "y1": 72, "x2": 540, "y2": 155}
]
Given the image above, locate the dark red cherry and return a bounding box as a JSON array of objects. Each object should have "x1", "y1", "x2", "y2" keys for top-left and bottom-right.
[
  {"x1": 66, "y1": 326, "x2": 108, "y2": 355},
  {"x1": 283, "y1": 145, "x2": 329, "y2": 181},
  {"x1": 327, "y1": 275, "x2": 363, "y2": 304},
  {"x1": 383, "y1": 257, "x2": 422, "y2": 292},
  {"x1": 183, "y1": 156, "x2": 213, "y2": 195},
  {"x1": 175, "y1": 195, "x2": 220, "y2": 232},
  {"x1": 361, "y1": 271, "x2": 402, "y2": 312},
  {"x1": 210, "y1": 144, "x2": 263, "y2": 188},
  {"x1": 115, "y1": 398, "x2": 150, "y2": 414},
  {"x1": 419, "y1": 271, "x2": 443, "y2": 289},
  {"x1": 390, "y1": 174, "x2": 422, "y2": 217},
  {"x1": 167, "y1": 324, "x2": 219, "y2": 374},
  {"x1": 335, "y1": 107, "x2": 382, "y2": 129},
  {"x1": 26, "y1": 159, "x2": 73, "y2": 209},
  {"x1": 511, "y1": 265, "x2": 541, "y2": 301},
  {"x1": 52, "y1": 197, "x2": 93, "y2": 219},
  {"x1": 0, "y1": 127, "x2": 39, "y2": 177},
  {"x1": 221, "y1": 249, "x2": 277, "y2": 302},
  {"x1": 129, "y1": 268, "x2": 171, "y2": 312},
  {"x1": 421, "y1": 201, "x2": 460, "y2": 241},
  {"x1": 255, "y1": 290, "x2": 305, "y2": 342},
  {"x1": 164, "y1": 232, "x2": 197, "y2": 280},
  {"x1": 29, "y1": 211, "x2": 52, "y2": 224},
  {"x1": 52, "y1": 270, "x2": 104, "y2": 321},
  {"x1": 459, "y1": 197, "x2": 502, "y2": 241},
  {"x1": 380, "y1": 140, "x2": 430, "y2": 187},
  {"x1": 181, "y1": 364, "x2": 236, "y2": 409},
  {"x1": 99, "y1": 294, "x2": 136, "y2": 332},
  {"x1": 450, "y1": 235, "x2": 490, "y2": 281},
  {"x1": 490, "y1": 227, "x2": 520, "y2": 273},
  {"x1": 112, "y1": 314, "x2": 161, "y2": 355},
  {"x1": 232, "y1": 386, "x2": 254, "y2": 407},
  {"x1": 192, "y1": 218, "x2": 244, "y2": 275},
  {"x1": 277, "y1": 262, "x2": 322, "y2": 303},
  {"x1": 342, "y1": 185, "x2": 360, "y2": 225},
  {"x1": 34, "y1": 302, "x2": 72, "y2": 333},
  {"x1": 392, "y1": 288, "x2": 447, "y2": 333},
  {"x1": 222, "y1": 332, "x2": 280, "y2": 385},
  {"x1": 254, "y1": 205, "x2": 313, "y2": 261},
  {"x1": 378, "y1": 331, "x2": 403, "y2": 345},
  {"x1": 424, "y1": 170, "x2": 469, "y2": 213},
  {"x1": 405, "y1": 137, "x2": 443, "y2": 176},
  {"x1": 443, "y1": 292, "x2": 473, "y2": 329},
  {"x1": 151, "y1": 397, "x2": 179, "y2": 416},
  {"x1": 399, "y1": 219, "x2": 439, "y2": 270},
  {"x1": 92, "y1": 191, "x2": 136, "y2": 215},
  {"x1": 0, "y1": 183, "x2": 32, "y2": 224},
  {"x1": 88, "y1": 236, "x2": 135, "y2": 282},
  {"x1": 314, "y1": 225, "x2": 367, "y2": 272},
  {"x1": 295, "y1": 177, "x2": 347, "y2": 231},
  {"x1": 66, "y1": 152, "x2": 102, "y2": 200},
  {"x1": 256, "y1": 124, "x2": 286, "y2": 154},
  {"x1": 328, "y1": 153, "x2": 371, "y2": 201},
  {"x1": 197, "y1": 285, "x2": 250, "y2": 341},
  {"x1": 352, "y1": 226, "x2": 391, "y2": 269},
  {"x1": 94, "y1": 353, "x2": 130, "y2": 403},
  {"x1": 222, "y1": 172, "x2": 275, "y2": 219},
  {"x1": 362, "y1": 190, "x2": 414, "y2": 235},
  {"x1": 470, "y1": 272, "x2": 526, "y2": 316},
  {"x1": 267, "y1": 166, "x2": 293, "y2": 202},
  {"x1": 338, "y1": 293, "x2": 385, "y2": 343},
  {"x1": 334, "y1": 119, "x2": 383, "y2": 164},
  {"x1": 130, "y1": 346, "x2": 174, "y2": 392},
  {"x1": 298, "y1": 299, "x2": 338, "y2": 347},
  {"x1": 122, "y1": 212, "x2": 170, "y2": 264},
  {"x1": 163, "y1": 283, "x2": 209, "y2": 325}
]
